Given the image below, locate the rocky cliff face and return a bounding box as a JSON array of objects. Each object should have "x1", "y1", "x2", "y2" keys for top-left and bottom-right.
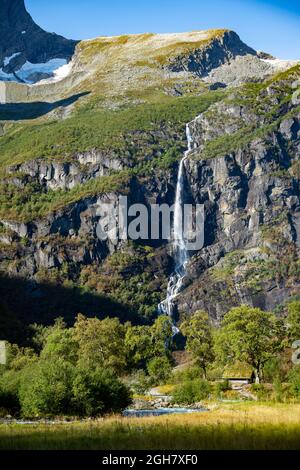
[
  {"x1": 7, "y1": 150, "x2": 126, "y2": 191},
  {"x1": 178, "y1": 132, "x2": 300, "y2": 321},
  {"x1": 0, "y1": 0, "x2": 77, "y2": 82},
  {"x1": 175, "y1": 75, "x2": 300, "y2": 322},
  {"x1": 0, "y1": 20, "x2": 299, "y2": 331},
  {"x1": 2, "y1": 72, "x2": 300, "y2": 324},
  {"x1": 167, "y1": 30, "x2": 256, "y2": 76}
]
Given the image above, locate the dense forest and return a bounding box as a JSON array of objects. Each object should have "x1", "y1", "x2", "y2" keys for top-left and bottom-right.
[{"x1": 1, "y1": 300, "x2": 300, "y2": 418}]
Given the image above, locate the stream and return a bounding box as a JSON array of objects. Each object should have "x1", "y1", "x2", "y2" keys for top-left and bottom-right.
[{"x1": 122, "y1": 407, "x2": 208, "y2": 417}]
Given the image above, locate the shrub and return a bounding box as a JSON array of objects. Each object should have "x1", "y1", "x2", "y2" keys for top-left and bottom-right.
[
  {"x1": 130, "y1": 370, "x2": 151, "y2": 395},
  {"x1": 216, "y1": 380, "x2": 232, "y2": 394},
  {"x1": 183, "y1": 366, "x2": 206, "y2": 381},
  {"x1": 251, "y1": 383, "x2": 270, "y2": 401},
  {"x1": 3, "y1": 361, "x2": 132, "y2": 418},
  {"x1": 264, "y1": 355, "x2": 290, "y2": 383},
  {"x1": 172, "y1": 365, "x2": 204, "y2": 384},
  {"x1": 0, "y1": 370, "x2": 22, "y2": 416},
  {"x1": 206, "y1": 366, "x2": 224, "y2": 381},
  {"x1": 147, "y1": 357, "x2": 172, "y2": 384},
  {"x1": 172, "y1": 379, "x2": 211, "y2": 405},
  {"x1": 19, "y1": 359, "x2": 75, "y2": 417},
  {"x1": 273, "y1": 378, "x2": 284, "y2": 403},
  {"x1": 288, "y1": 366, "x2": 300, "y2": 398},
  {"x1": 72, "y1": 367, "x2": 132, "y2": 417}
]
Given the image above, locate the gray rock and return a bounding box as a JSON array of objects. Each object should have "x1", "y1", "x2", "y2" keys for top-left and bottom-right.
[
  {"x1": 167, "y1": 31, "x2": 257, "y2": 77},
  {"x1": 8, "y1": 150, "x2": 126, "y2": 191}
]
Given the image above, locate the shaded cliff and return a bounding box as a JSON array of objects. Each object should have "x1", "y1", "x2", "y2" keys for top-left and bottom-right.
[{"x1": 167, "y1": 30, "x2": 256, "y2": 76}]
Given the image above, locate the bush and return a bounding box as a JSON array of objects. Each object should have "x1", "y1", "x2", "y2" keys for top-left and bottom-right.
[
  {"x1": 288, "y1": 366, "x2": 300, "y2": 398},
  {"x1": 172, "y1": 366, "x2": 204, "y2": 384},
  {"x1": 147, "y1": 357, "x2": 172, "y2": 384},
  {"x1": 172, "y1": 379, "x2": 211, "y2": 405},
  {"x1": 72, "y1": 367, "x2": 132, "y2": 417},
  {"x1": 251, "y1": 383, "x2": 270, "y2": 401},
  {"x1": 130, "y1": 370, "x2": 151, "y2": 395},
  {"x1": 0, "y1": 370, "x2": 22, "y2": 416},
  {"x1": 3, "y1": 360, "x2": 131, "y2": 418},
  {"x1": 264, "y1": 355, "x2": 290, "y2": 383},
  {"x1": 273, "y1": 378, "x2": 284, "y2": 403},
  {"x1": 206, "y1": 366, "x2": 224, "y2": 381},
  {"x1": 215, "y1": 380, "x2": 232, "y2": 397},
  {"x1": 19, "y1": 359, "x2": 75, "y2": 417}
]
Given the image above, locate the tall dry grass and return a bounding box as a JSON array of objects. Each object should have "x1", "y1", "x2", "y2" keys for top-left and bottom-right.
[{"x1": 0, "y1": 403, "x2": 300, "y2": 450}]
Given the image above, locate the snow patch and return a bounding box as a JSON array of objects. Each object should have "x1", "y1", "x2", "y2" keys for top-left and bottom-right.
[
  {"x1": 17, "y1": 58, "x2": 67, "y2": 83},
  {"x1": 53, "y1": 61, "x2": 72, "y2": 81},
  {"x1": 0, "y1": 58, "x2": 71, "y2": 84},
  {"x1": 3, "y1": 52, "x2": 22, "y2": 66},
  {"x1": 0, "y1": 69, "x2": 14, "y2": 81}
]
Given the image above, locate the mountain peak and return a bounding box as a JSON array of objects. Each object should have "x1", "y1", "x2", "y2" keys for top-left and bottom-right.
[{"x1": 0, "y1": 0, "x2": 78, "y2": 83}]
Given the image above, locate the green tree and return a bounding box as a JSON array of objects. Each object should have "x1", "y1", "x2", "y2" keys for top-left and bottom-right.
[
  {"x1": 72, "y1": 367, "x2": 132, "y2": 417},
  {"x1": 214, "y1": 306, "x2": 285, "y2": 383},
  {"x1": 19, "y1": 358, "x2": 75, "y2": 417},
  {"x1": 125, "y1": 317, "x2": 173, "y2": 371},
  {"x1": 124, "y1": 324, "x2": 153, "y2": 370},
  {"x1": 41, "y1": 327, "x2": 78, "y2": 365},
  {"x1": 0, "y1": 369, "x2": 23, "y2": 415},
  {"x1": 147, "y1": 356, "x2": 172, "y2": 384},
  {"x1": 181, "y1": 311, "x2": 214, "y2": 378},
  {"x1": 73, "y1": 315, "x2": 127, "y2": 373},
  {"x1": 288, "y1": 366, "x2": 300, "y2": 398},
  {"x1": 30, "y1": 318, "x2": 68, "y2": 352},
  {"x1": 5, "y1": 343, "x2": 38, "y2": 371},
  {"x1": 287, "y1": 301, "x2": 300, "y2": 341},
  {"x1": 150, "y1": 316, "x2": 173, "y2": 357},
  {"x1": 0, "y1": 344, "x2": 38, "y2": 415},
  {"x1": 172, "y1": 379, "x2": 210, "y2": 405}
]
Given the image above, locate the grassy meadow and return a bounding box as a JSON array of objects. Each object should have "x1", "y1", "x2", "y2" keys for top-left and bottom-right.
[{"x1": 1, "y1": 403, "x2": 300, "y2": 450}]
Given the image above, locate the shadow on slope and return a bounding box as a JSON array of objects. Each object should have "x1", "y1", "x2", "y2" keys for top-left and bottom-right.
[
  {"x1": 0, "y1": 273, "x2": 141, "y2": 345},
  {"x1": 0, "y1": 92, "x2": 90, "y2": 121}
]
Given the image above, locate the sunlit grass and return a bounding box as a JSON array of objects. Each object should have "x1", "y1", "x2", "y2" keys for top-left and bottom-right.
[
  {"x1": 155, "y1": 384, "x2": 175, "y2": 395},
  {"x1": 1, "y1": 403, "x2": 300, "y2": 450}
]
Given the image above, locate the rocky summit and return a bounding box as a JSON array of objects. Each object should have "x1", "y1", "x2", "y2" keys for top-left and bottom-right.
[
  {"x1": 0, "y1": 2, "x2": 299, "y2": 341},
  {"x1": 0, "y1": 0, "x2": 77, "y2": 83}
]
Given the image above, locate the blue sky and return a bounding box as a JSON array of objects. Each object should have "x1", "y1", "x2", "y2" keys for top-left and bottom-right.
[{"x1": 26, "y1": 0, "x2": 300, "y2": 59}]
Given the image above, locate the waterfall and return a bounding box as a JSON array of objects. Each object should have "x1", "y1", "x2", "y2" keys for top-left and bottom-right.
[{"x1": 158, "y1": 124, "x2": 193, "y2": 331}]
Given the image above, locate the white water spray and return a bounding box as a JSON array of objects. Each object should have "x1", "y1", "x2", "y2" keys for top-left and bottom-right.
[{"x1": 158, "y1": 124, "x2": 194, "y2": 331}]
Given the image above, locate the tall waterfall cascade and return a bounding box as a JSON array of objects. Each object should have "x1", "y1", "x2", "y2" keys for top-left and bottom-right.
[{"x1": 158, "y1": 124, "x2": 194, "y2": 330}]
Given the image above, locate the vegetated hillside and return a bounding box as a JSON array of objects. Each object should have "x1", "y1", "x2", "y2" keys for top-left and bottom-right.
[{"x1": 0, "y1": 23, "x2": 299, "y2": 340}]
